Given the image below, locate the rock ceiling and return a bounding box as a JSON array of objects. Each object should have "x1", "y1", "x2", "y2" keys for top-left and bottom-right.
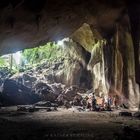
[{"x1": 0, "y1": 0, "x2": 130, "y2": 55}]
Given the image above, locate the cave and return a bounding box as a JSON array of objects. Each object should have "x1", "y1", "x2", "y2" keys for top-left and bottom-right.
[{"x1": 0, "y1": 0, "x2": 140, "y2": 140}]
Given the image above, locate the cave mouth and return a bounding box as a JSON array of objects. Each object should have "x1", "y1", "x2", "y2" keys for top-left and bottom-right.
[
  {"x1": 0, "y1": 0, "x2": 140, "y2": 120},
  {"x1": 0, "y1": 38, "x2": 94, "y2": 106},
  {"x1": 0, "y1": 1, "x2": 140, "y2": 139},
  {"x1": 0, "y1": 37, "x2": 140, "y2": 140},
  {"x1": 0, "y1": 21, "x2": 139, "y2": 111}
]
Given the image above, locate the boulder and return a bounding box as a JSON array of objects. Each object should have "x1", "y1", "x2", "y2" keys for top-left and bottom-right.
[
  {"x1": 35, "y1": 101, "x2": 58, "y2": 107},
  {"x1": 23, "y1": 74, "x2": 37, "y2": 82},
  {"x1": 17, "y1": 105, "x2": 57, "y2": 112},
  {"x1": 23, "y1": 81, "x2": 33, "y2": 88},
  {"x1": 41, "y1": 91, "x2": 57, "y2": 102},
  {"x1": 34, "y1": 82, "x2": 52, "y2": 92},
  {"x1": 17, "y1": 105, "x2": 36, "y2": 112},
  {"x1": 44, "y1": 73, "x2": 55, "y2": 83},
  {"x1": 119, "y1": 112, "x2": 132, "y2": 117},
  {"x1": 50, "y1": 83, "x2": 64, "y2": 95},
  {"x1": 1, "y1": 79, "x2": 40, "y2": 105},
  {"x1": 55, "y1": 94, "x2": 65, "y2": 105},
  {"x1": 64, "y1": 86, "x2": 77, "y2": 101},
  {"x1": 2, "y1": 79, "x2": 19, "y2": 95},
  {"x1": 72, "y1": 94, "x2": 83, "y2": 106},
  {"x1": 133, "y1": 112, "x2": 140, "y2": 118},
  {"x1": 35, "y1": 101, "x2": 52, "y2": 107},
  {"x1": 64, "y1": 100, "x2": 71, "y2": 109},
  {"x1": 33, "y1": 82, "x2": 59, "y2": 102}
]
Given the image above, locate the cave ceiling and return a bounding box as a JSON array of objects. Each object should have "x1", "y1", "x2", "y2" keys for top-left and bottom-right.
[{"x1": 0, "y1": 0, "x2": 139, "y2": 55}]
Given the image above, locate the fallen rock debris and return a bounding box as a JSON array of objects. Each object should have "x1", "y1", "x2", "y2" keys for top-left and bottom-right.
[
  {"x1": 0, "y1": 64, "x2": 134, "y2": 113},
  {"x1": 17, "y1": 105, "x2": 57, "y2": 112}
]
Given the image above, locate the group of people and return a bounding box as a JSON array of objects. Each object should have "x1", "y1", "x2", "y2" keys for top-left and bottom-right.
[
  {"x1": 83, "y1": 92, "x2": 120, "y2": 111},
  {"x1": 55, "y1": 85, "x2": 121, "y2": 111},
  {"x1": 0, "y1": 76, "x2": 121, "y2": 111}
]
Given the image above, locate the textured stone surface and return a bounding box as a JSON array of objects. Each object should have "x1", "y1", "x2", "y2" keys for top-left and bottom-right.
[
  {"x1": 0, "y1": 0, "x2": 125, "y2": 55},
  {"x1": 0, "y1": 0, "x2": 139, "y2": 109},
  {"x1": 64, "y1": 9, "x2": 139, "y2": 110}
]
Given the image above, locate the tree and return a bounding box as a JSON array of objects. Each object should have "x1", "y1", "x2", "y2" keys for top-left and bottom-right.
[{"x1": 22, "y1": 42, "x2": 62, "y2": 66}]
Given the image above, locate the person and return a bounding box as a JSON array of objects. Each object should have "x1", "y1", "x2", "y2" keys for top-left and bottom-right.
[
  {"x1": 86, "y1": 93, "x2": 97, "y2": 111},
  {"x1": 103, "y1": 95, "x2": 108, "y2": 108},
  {"x1": 101, "y1": 94, "x2": 105, "y2": 107},
  {"x1": 86, "y1": 94, "x2": 93, "y2": 111},
  {"x1": 72, "y1": 95, "x2": 82, "y2": 106},
  {"x1": 113, "y1": 95, "x2": 120, "y2": 109},
  {"x1": 92, "y1": 94, "x2": 97, "y2": 110},
  {"x1": 107, "y1": 95, "x2": 112, "y2": 111}
]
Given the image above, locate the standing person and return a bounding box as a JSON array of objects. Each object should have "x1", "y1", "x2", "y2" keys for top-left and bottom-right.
[
  {"x1": 114, "y1": 95, "x2": 120, "y2": 109},
  {"x1": 86, "y1": 94, "x2": 93, "y2": 111},
  {"x1": 104, "y1": 95, "x2": 108, "y2": 109},
  {"x1": 101, "y1": 94, "x2": 105, "y2": 107},
  {"x1": 107, "y1": 95, "x2": 112, "y2": 111},
  {"x1": 92, "y1": 94, "x2": 97, "y2": 110}
]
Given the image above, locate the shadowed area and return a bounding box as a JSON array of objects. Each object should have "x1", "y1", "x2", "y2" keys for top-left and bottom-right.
[
  {"x1": 0, "y1": 107, "x2": 140, "y2": 140},
  {"x1": 0, "y1": 0, "x2": 140, "y2": 140}
]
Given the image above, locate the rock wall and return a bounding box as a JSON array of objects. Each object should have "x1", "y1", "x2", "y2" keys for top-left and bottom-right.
[
  {"x1": 55, "y1": 38, "x2": 93, "y2": 89},
  {"x1": 71, "y1": 19, "x2": 139, "y2": 110},
  {"x1": 102, "y1": 24, "x2": 139, "y2": 110},
  {"x1": 112, "y1": 16, "x2": 139, "y2": 110}
]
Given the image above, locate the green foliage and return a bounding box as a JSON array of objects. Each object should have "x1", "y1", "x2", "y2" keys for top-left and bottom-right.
[
  {"x1": 0, "y1": 56, "x2": 17, "y2": 75},
  {"x1": 22, "y1": 42, "x2": 63, "y2": 67},
  {"x1": 0, "y1": 42, "x2": 64, "y2": 72},
  {"x1": 0, "y1": 57, "x2": 9, "y2": 67}
]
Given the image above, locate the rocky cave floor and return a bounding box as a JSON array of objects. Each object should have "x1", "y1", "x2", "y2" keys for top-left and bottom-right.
[
  {"x1": 0, "y1": 107, "x2": 140, "y2": 140},
  {"x1": 0, "y1": 59, "x2": 140, "y2": 140}
]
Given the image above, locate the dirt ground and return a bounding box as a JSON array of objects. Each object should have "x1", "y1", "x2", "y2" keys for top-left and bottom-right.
[{"x1": 0, "y1": 107, "x2": 140, "y2": 140}]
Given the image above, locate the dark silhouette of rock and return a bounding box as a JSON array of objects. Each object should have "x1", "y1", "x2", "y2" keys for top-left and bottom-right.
[
  {"x1": 119, "y1": 112, "x2": 132, "y2": 117},
  {"x1": 133, "y1": 112, "x2": 140, "y2": 118},
  {"x1": 1, "y1": 79, "x2": 40, "y2": 105}
]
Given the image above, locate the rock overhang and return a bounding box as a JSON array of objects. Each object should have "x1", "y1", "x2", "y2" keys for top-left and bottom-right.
[{"x1": 0, "y1": 0, "x2": 128, "y2": 55}]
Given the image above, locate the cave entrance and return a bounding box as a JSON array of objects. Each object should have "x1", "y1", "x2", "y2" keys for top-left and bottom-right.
[
  {"x1": 0, "y1": 22, "x2": 139, "y2": 110},
  {"x1": 0, "y1": 38, "x2": 92, "y2": 88},
  {"x1": 0, "y1": 38, "x2": 93, "y2": 106}
]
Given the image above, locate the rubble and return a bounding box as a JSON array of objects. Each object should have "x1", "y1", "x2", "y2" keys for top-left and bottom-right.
[
  {"x1": 35, "y1": 101, "x2": 58, "y2": 107},
  {"x1": 50, "y1": 83, "x2": 65, "y2": 95},
  {"x1": 133, "y1": 112, "x2": 140, "y2": 118},
  {"x1": 0, "y1": 58, "x2": 133, "y2": 112},
  {"x1": 17, "y1": 105, "x2": 57, "y2": 112},
  {"x1": 17, "y1": 105, "x2": 36, "y2": 112},
  {"x1": 72, "y1": 94, "x2": 83, "y2": 106},
  {"x1": 64, "y1": 86, "x2": 78, "y2": 101},
  {"x1": 119, "y1": 112, "x2": 132, "y2": 117},
  {"x1": 1, "y1": 79, "x2": 40, "y2": 105}
]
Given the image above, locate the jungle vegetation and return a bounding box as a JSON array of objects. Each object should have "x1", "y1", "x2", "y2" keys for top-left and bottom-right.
[{"x1": 0, "y1": 42, "x2": 63, "y2": 72}]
